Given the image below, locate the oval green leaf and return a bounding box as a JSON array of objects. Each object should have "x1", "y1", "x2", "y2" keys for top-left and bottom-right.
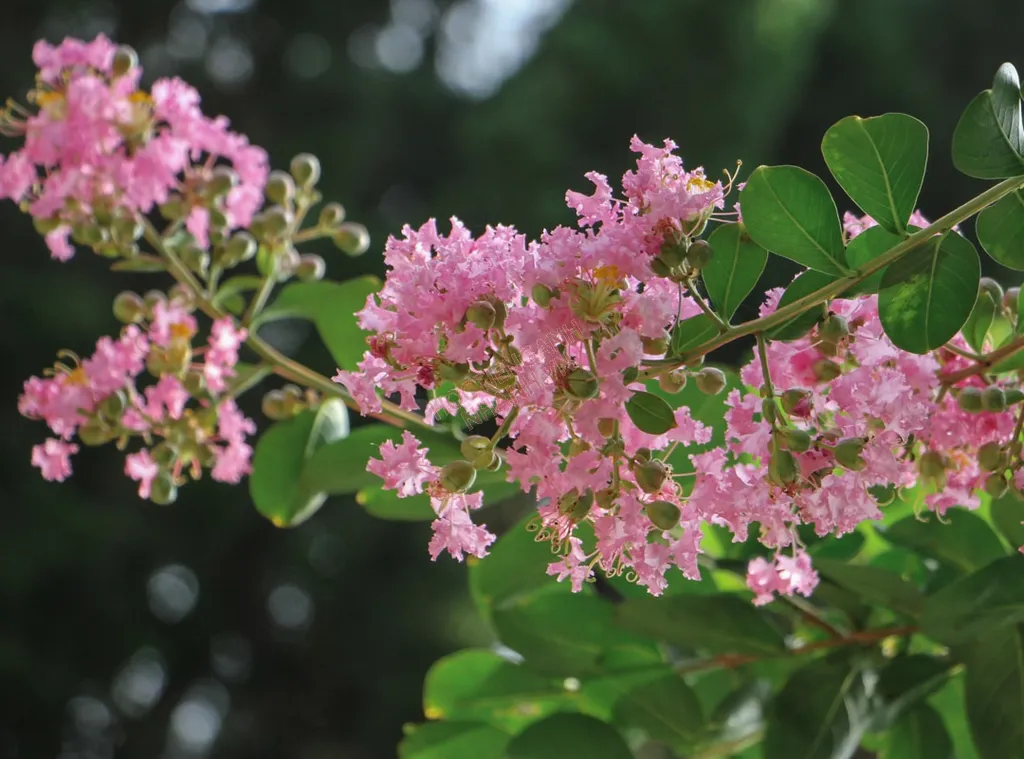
[
  {"x1": 504, "y1": 713, "x2": 633, "y2": 759},
  {"x1": 768, "y1": 270, "x2": 842, "y2": 341},
  {"x1": 814, "y1": 558, "x2": 924, "y2": 617},
  {"x1": 959, "y1": 625, "x2": 1024, "y2": 759},
  {"x1": 701, "y1": 223, "x2": 769, "y2": 321},
  {"x1": 870, "y1": 654, "x2": 956, "y2": 731},
  {"x1": 963, "y1": 289, "x2": 998, "y2": 353},
  {"x1": 611, "y1": 673, "x2": 704, "y2": 750},
  {"x1": 399, "y1": 721, "x2": 510, "y2": 759},
  {"x1": 881, "y1": 510, "x2": 1006, "y2": 574},
  {"x1": 952, "y1": 63, "x2": 1024, "y2": 179},
  {"x1": 882, "y1": 705, "x2": 955, "y2": 759},
  {"x1": 991, "y1": 493, "x2": 1024, "y2": 549},
  {"x1": 878, "y1": 231, "x2": 981, "y2": 354},
  {"x1": 977, "y1": 190, "x2": 1024, "y2": 270},
  {"x1": 625, "y1": 390, "x2": 677, "y2": 435},
  {"x1": 844, "y1": 225, "x2": 903, "y2": 296},
  {"x1": 822, "y1": 113, "x2": 929, "y2": 235},
  {"x1": 739, "y1": 165, "x2": 849, "y2": 276},
  {"x1": 920, "y1": 554, "x2": 1024, "y2": 644},
  {"x1": 671, "y1": 313, "x2": 720, "y2": 356}
]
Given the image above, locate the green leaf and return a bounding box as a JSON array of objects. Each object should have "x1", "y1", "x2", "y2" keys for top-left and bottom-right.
[
  {"x1": 992, "y1": 330, "x2": 1024, "y2": 373},
  {"x1": 504, "y1": 714, "x2": 632, "y2": 759},
  {"x1": 959, "y1": 624, "x2": 1024, "y2": 759},
  {"x1": 702, "y1": 223, "x2": 769, "y2": 321},
  {"x1": 302, "y1": 424, "x2": 408, "y2": 496},
  {"x1": 763, "y1": 655, "x2": 871, "y2": 759},
  {"x1": 249, "y1": 399, "x2": 350, "y2": 526},
  {"x1": 611, "y1": 673, "x2": 705, "y2": 749},
  {"x1": 963, "y1": 289, "x2": 999, "y2": 352},
  {"x1": 928, "y1": 674, "x2": 982, "y2": 759},
  {"x1": 612, "y1": 593, "x2": 788, "y2": 656},
  {"x1": 739, "y1": 165, "x2": 849, "y2": 276},
  {"x1": 768, "y1": 270, "x2": 840, "y2": 341},
  {"x1": 671, "y1": 313, "x2": 720, "y2": 356},
  {"x1": 423, "y1": 649, "x2": 573, "y2": 732},
  {"x1": 843, "y1": 225, "x2": 902, "y2": 296},
  {"x1": 821, "y1": 113, "x2": 929, "y2": 235},
  {"x1": 211, "y1": 274, "x2": 263, "y2": 308},
  {"x1": 991, "y1": 493, "x2": 1024, "y2": 548},
  {"x1": 882, "y1": 705, "x2": 955, "y2": 759},
  {"x1": 399, "y1": 721, "x2": 510, "y2": 759},
  {"x1": 952, "y1": 63, "x2": 1024, "y2": 179},
  {"x1": 878, "y1": 231, "x2": 981, "y2": 354},
  {"x1": 358, "y1": 468, "x2": 520, "y2": 521},
  {"x1": 707, "y1": 679, "x2": 772, "y2": 744},
  {"x1": 110, "y1": 255, "x2": 166, "y2": 273},
  {"x1": 624, "y1": 390, "x2": 677, "y2": 435},
  {"x1": 258, "y1": 277, "x2": 380, "y2": 370},
  {"x1": 921, "y1": 554, "x2": 1024, "y2": 644},
  {"x1": 870, "y1": 654, "x2": 955, "y2": 731},
  {"x1": 881, "y1": 510, "x2": 1006, "y2": 573},
  {"x1": 977, "y1": 190, "x2": 1024, "y2": 270},
  {"x1": 813, "y1": 558, "x2": 924, "y2": 617}
]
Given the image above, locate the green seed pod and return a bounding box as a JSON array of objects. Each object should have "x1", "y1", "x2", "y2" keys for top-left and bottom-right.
[
  {"x1": 820, "y1": 314, "x2": 850, "y2": 343},
  {"x1": 296, "y1": 254, "x2": 327, "y2": 282},
  {"x1": 438, "y1": 362, "x2": 471, "y2": 383},
  {"x1": 265, "y1": 170, "x2": 296, "y2": 206},
  {"x1": 333, "y1": 222, "x2": 370, "y2": 256},
  {"x1": 1006, "y1": 388, "x2": 1024, "y2": 406},
  {"x1": 917, "y1": 450, "x2": 948, "y2": 480},
  {"x1": 111, "y1": 45, "x2": 139, "y2": 78},
  {"x1": 834, "y1": 437, "x2": 868, "y2": 471},
  {"x1": 318, "y1": 202, "x2": 346, "y2": 228},
  {"x1": 261, "y1": 206, "x2": 293, "y2": 238},
  {"x1": 780, "y1": 388, "x2": 811, "y2": 415},
  {"x1": 957, "y1": 386, "x2": 984, "y2": 413},
  {"x1": 658, "y1": 370, "x2": 687, "y2": 394},
  {"x1": 464, "y1": 301, "x2": 497, "y2": 330},
  {"x1": 622, "y1": 367, "x2": 640, "y2": 385},
  {"x1": 486, "y1": 451, "x2": 504, "y2": 472},
  {"x1": 208, "y1": 166, "x2": 238, "y2": 197},
  {"x1": 597, "y1": 418, "x2": 617, "y2": 438},
  {"x1": 980, "y1": 276, "x2": 1005, "y2": 306},
  {"x1": 531, "y1": 283, "x2": 555, "y2": 307},
  {"x1": 982, "y1": 386, "x2": 1007, "y2": 412},
  {"x1": 978, "y1": 441, "x2": 1006, "y2": 472},
  {"x1": 595, "y1": 487, "x2": 617, "y2": 509},
  {"x1": 71, "y1": 221, "x2": 103, "y2": 247},
  {"x1": 812, "y1": 359, "x2": 843, "y2": 382},
  {"x1": 779, "y1": 427, "x2": 811, "y2": 453},
  {"x1": 289, "y1": 153, "x2": 321, "y2": 189},
  {"x1": 98, "y1": 390, "x2": 127, "y2": 421},
  {"x1": 261, "y1": 389, "x2": 291, "y2": 421},
  {"x1": 159, "y1": 195, "x2": 187, "y2": 221},
  {"x1": 440, "y1": 460, "x2": 477, "y2": 493},
  {"x1": 165, "y1": 339, "x2": 192, "y2": 375},
  {"x1": 695, "y1": 367, "x2": 726, "y2": 395},
  {"x1": 633, "y1": 458, "x2": 669, "y2": 494},
  {"x1": 642, "y1": 336, "x2": 669, "y2": 355},
  {"x1": 649, "y1": 256, "x2": 673, "y2": 278},
  {"x1": 768, "y1": 449, "x2": 799, "y2": 486},
  {"x1": 565, "y1": 489, "x2": 595, "y2": 522},
  {"x1": 984, "y1": 472, "x2": 1009, "y2": 498},
  {"x1": 180, "y1": 245, "x2": 210, "y2": 277},
  {"x1": 556, "y1": 488, "x2": 581, "y2": 516},
  {"x1": 685, "y1": 239, "x2": 714, "y2": 269},
  {"x1": 1005, "y1": 287, "x2": 1020, "y2": 317},
  {"x1": 460, "y1": 435, "x2": 492, "y2": 462},
  {"x1": 150, "y1": 473, "x2": 178, "y2": 506},
  {"x1": 565, "y1": 368, "x2": 600, "y2": 400},
  {"x1": 113, "y1": 291, "x2": 146, "y2": 324},
  {"x1": 645, "y1": 500, "x2": 681, "y2": 531},
  {"x1": 183, "y1": 370, "x2": 205, "y2": 397},
  {"x1": 761, "y1": 398, "x2": 779, "y2": 426},
  {"x1": 151, "y1": 443, "x2": 178, "y2": 467},
  {"x1": 656, "y1": 241, "x2": 686, "y2": 269},
  {"x1": 224, "y1": 232, "x2": 257, "y2": 264},
  {"x1": 77, "y1": 418, "x2": 114, "y2": 447}
]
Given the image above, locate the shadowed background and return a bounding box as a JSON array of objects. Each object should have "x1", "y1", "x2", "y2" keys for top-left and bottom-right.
[{"x1": 1, "y1": 0, "x2": 1021, "y2": 756}]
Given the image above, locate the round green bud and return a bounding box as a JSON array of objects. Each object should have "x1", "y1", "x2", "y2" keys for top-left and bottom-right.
[
  {"x1": 438, "y1": 362, "x2": 471, "y2": 384},
  {"x1": 333, "y1": 222, "x2": 371, "y2": 256},
  {"x1": 695, "y1": 367, "x2": 727, "y2": 395},
  {"x1": 761, "y1": 398, "x2": 779, "y2": 426},
  {"x1": 113, "y1": 291, "x2": 146, "y2": 324},
  {"x1": 265, "y1": 170, "x2": 296, "y2": 206},
  {"x1": 460, "y1": 435, "x2": 492, "y2": 462},
  {"x1": 812, "y1": 359, "x2": 843, "y2": 383},
  {"x1": 917, "y1": 450, "x2": 948, "y2": 480},
  {"x1": 834, "y1": 437, "x2": 868, "y2": 471},
  {"x1": 98, "y1": 390, "x2": 127, "y2": 421},
  {"x1": 649, "y1": 256, "x2": 673, "y2": 278},
  {"x1": 165, "y1": 340, "x2": 192, "y2": 375},
  {"x1": 622, "y1": 366, "x2": 640, "y2": 385},
  {"x1": 32, "y1": 216, "x2": 62, "y2": 236},
  {"x1": 150, "y1": 473, "x2": 178, "y2": 506},
  {"x1": 289, "y1": 153, "x2": 321, "y2": 189},
  {"x1": 768, "y1": 449, "x2": 799, "y2": 486},
  {"x1": 779, "y1": 427, "x2": 811, "y2": 453},
  {"x1": 642, "y1": 336, "x2": 669, "y2": 356},
  {"x1": 978, "y1": 442, "x2": 1006, "y2": 472},
  {"x1": 957, "y1": 386, "x2": 984, "y2": 413},
  {"x1": 296, "y1": 254, "x2": 327, "y2": 282},
  {"x1": 633, "y1": 447, "x2": 653, "y2": 465},
  {"x1": 564, "y1": 489, "x2": 595, "y2": 522},
  {"x1": 181, "y1": 245, "x2": 210, "y2": 277},
  {"x1": 261, "y1": 389, "x2": 291, "y2": 421},
  {"x1": 980, "y1": 276, "x2": 1005, "y2": 306},
  {"x1": 820, "y1": 314, "x2": 850, "y2": 343},
  {"x1": 658, "y1": 370, "x2": 687, "y2": 394},
  {"x1": 151, "y1": 443, "x2": 178, "y2": 467},
  {"x1": 1008, "y1": 388, "x2": 1024, "y2": 406},
  {"x1": 464, "y1": 301, "x2": 497, "y2": 330},
  {"x1": 183, "y1": 370, "x2": 206, "y2": 397},
  {"x1": 1006, "y1": 287, "x2": 1020, "y2": 317},
  {"x1": 633, "y1": 458, "x2": 669, "y2": 494},
  {"x1": 985, "y1": 472, "x2": 1009, "y2": 498},
  {"x1": 684, "y1": 239, "x2": 714, "y2": 269},
  {"x1": 261, "y1": 205, "x2": 294, "y2": 238},
  {"x1": 440, "y1": 460, "x2": 477, "y2": 493},
  {"x1": 111, "y1": 215, "x2": 143, "y2": 245},
  {"x1": 656, "y1": 242, "x2": 686, "y2": 269},
  {"x1": 645, "y1": 500, "x2": 681, "y2": 531},
  {"x1": 486, "y1": 451, "x2": 504, "y2": 472},
  {"x1": 597, "y1": 418, "x2": 617, "y2": 438},
  {"x1": 595, "y1": 487, "x2": 617, "y2": 510},
  {"x1": 565, "y1": 368, "x2": 600, "y2": 400},
  {"x1": 112, "y1": 45, "x2": 139, "y2": 78},
  {"x1": 318, "y1": 202, "x2": 346, "y2": 228},
  {"x1": 208, "y1": 166, "x2": 238, "y2": 197},
  {"x1": 224, "y1": 231, "x2": 257, "y2": 264},
  {"x1": 469, "y1": 450, "x2": 497, "y2": 470},
  {"x1": 983, "y1": 386, "x2": 1008, "y2": 412},
  {"x1": 78, "y1": 419, "x2": 114, "y2": 447},
  {"x1": 531, "y1": 283, "x2": 555, "y2": 308},
  {"x1": 159, "y1": 195, "x2": 187, "y2": 221},
  {"x1": 71, "y1": 221, "x2": 103, "y2": 247},
  {"x1": 780, "y1": 388, "x2": 811, "y2": 415}
]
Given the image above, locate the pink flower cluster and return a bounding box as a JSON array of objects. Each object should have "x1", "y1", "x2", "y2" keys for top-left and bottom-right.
[
  {"x1": 0, "y1": 35, "x2": 267, "y2": 260},
  {"x1": 20, "y1": 296, "x2": 255, "y2": 500}
]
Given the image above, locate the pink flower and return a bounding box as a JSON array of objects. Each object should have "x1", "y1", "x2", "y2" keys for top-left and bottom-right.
[
  {"x1": 211, "y1": 441, "x2": 252, "y2": 483},
  {"x1": 428, "y1": 494, "x2": 495, "y2": 562},
  {"x1": 125, "y1": 449, "x2": 159, "y2": 498},
  {"x1": 368, "y1": 432, "x2": 437, "y2": 498},
  {"x1": 31, "y1": 439, "x2": 78, "y2": 481}
]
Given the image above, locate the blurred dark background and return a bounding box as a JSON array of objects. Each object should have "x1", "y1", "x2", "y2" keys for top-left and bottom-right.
[{"x1": 1, "y1": 0, "x2": 1022, "y2": 757}]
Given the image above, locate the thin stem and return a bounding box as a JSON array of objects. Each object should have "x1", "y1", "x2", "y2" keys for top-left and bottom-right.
[
  {"x1": 141, "y1": 219, "x2": 434, "y2": 431},
  {"x1": 756, "y1": 333, "x2": 774, "y2": 397},
  {"x1": 585, "y1": 339, "x2": 601, "y2": 378},
  {"x1": 242, "y1": 264, "x2": 277, "y2": 326},
  {"x1": 491, "y1": 406, "x2": 520, "y2": 444},
  {"x1": 940, "y1": 333, "x2": 1024, "y2": 385},
  {"x1": 684, "y1": 279, "x2": 730, "y2": 333},
  {"x1": 778, "y1": 594, "x2": 846, "y2": 639}
]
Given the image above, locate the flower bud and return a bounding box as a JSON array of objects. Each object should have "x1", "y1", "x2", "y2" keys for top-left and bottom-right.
[
  {"x1": 980, "y1": 277, "x2": 1005, "y2": 306},
  {"x1": 486, "y1": 451, "x2": 504, "y2": 472},
  {"x1": 208, "y1": 166, "x2": 238, "y2": 197},
  {"x1": 78, "y1": 418, "x2": 115, "y2": 446},
  {"x1": 464, "y1": 301, "x2": 497, "y2": 330},
  {"x1": 685, "y1": 239, "x2": 714, "y2": 269},
  {"x1": 658, "y1": 370, "x2": 687, "y2": 394},
  {"x1": 812, "y1": 359, "x2": 842, "y2": 382},
  {"x1": 633, "y1": 458, "x2": 668, "y2": 494},
  {"x1": 165, "y1": 339, "x2": 192, "y2": 375},
  {"x1": 532, "y1": 283, "x2": 555, "y2": 307},
  {"x1": 460, "y1": 435, "x2": 492, "y2": 462},
  {"x1": 565, "y1": 368, "x2": 600, "y2": 400},
  {"x1": 622, "y1": 367, "x2": 640, "y2": 385},
  {"x1": 779, "y1": 427, "x2": 811, "y2": 453},
  {"x1": 768, "y1": 449, "x2": 799, "y2": 486},
  {"x1": 983, "y1": 386, "x2": 1007, "y2": 412},
  {"x1": 151, "y1": 443, "x2": 177, "y2": 467},
  {"x1": 645, "y1": 500, "x2": 681, "y2": 531},
  {"x1": 113, "y1": 291, "x2": 146, "y2": 324},
  {"x1": 649, "y1": 256, "x2": 673, "y2": 278},
  {"x1": 656, "y1": 242, "x2": 686, "y2": 269},
  {"x1": 978, "y1": 441, "x2": 1006, "y2": 471},
  {"x1": 224, "y1": 232, "x2": 257, "y2": 264},
  {"x1": 834, "y1": 437, "x2": 867, "y2": 471},
  {"x1": 112, "y1": 45, "x2": 139, "y2": 78},
  {"x1": 761, "y1": 398, "x2": 778, "y2": 426},
  {"x1": 633, "y1": 447, "x2": 653, "y2": 464},
  {"x1": 440, "y1": 460, "x2": 477, "y2": 493},
  {"x1": 917, "y1": 450, "x2": 948, "y2": 484},
  {"x1": 318, "y1": 202, "x2": 346, "y2": 228},
  {"x1": 984, "y1": 473, "x2": 1008, "y2": 498},
  {"x1": 438, "y1": 362, "x2": 470, "y2": 383},
  {"x1": 333, "y1": 222, "x2": 370, "y2": 256},
  {"x1": 558, "y1": 489, "x2": 594, "y2": 522},
  {"x1": 98, "y1": 390, "x2": 127, "y2": 422},
  {"x1": 695, "y1": 367, "x2": 726, "y2": 395},
  {"x1": 71, "y1": 221, "x2": 104, "y2": 246},
  {"x1": 296, "y1": 254, "x2": 327, "y2": 282},
  {"x1": 290, "y1": 153, "x2": 321, "y2": 189},
  {"x1": 260, "y1": 206, "x2": 294, "y2": 238},
  {"x1": 820, "y1": 314, "x2": 850, "y2": 343},
  {"x1": 265, "y1": 170, "x2": 296, "y2": 206},
  {"x1": 181, "y1": 245, "x2": 210, "y2": 276},
  {"x1": 150, "y1": 473, "x2": 178, "y2": 506},
  {"x1": 957, "y1": 386, "x2": 984, "y2": 413},
  {"x1": 262, "y1": 389, "x2": 291, "y2": 420},
  {"x1": 111, "y1": 215, "x2": 143, "y2": 245},
  {"x1": 183, "y1": 370, "x2": 206, "y2": 397},
  {"x1": 1006, "y1": 287, "x2": 1020, "y2": 317},
  {"x1": 642, "y1": 336, "x2": 669, "y2": 355},
  {"x1": 597, "y1": 418, "x2": 617, "y2": 437},
  {"x1": 780, "y1": 388, "x2": 812, "y2": 416}
]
